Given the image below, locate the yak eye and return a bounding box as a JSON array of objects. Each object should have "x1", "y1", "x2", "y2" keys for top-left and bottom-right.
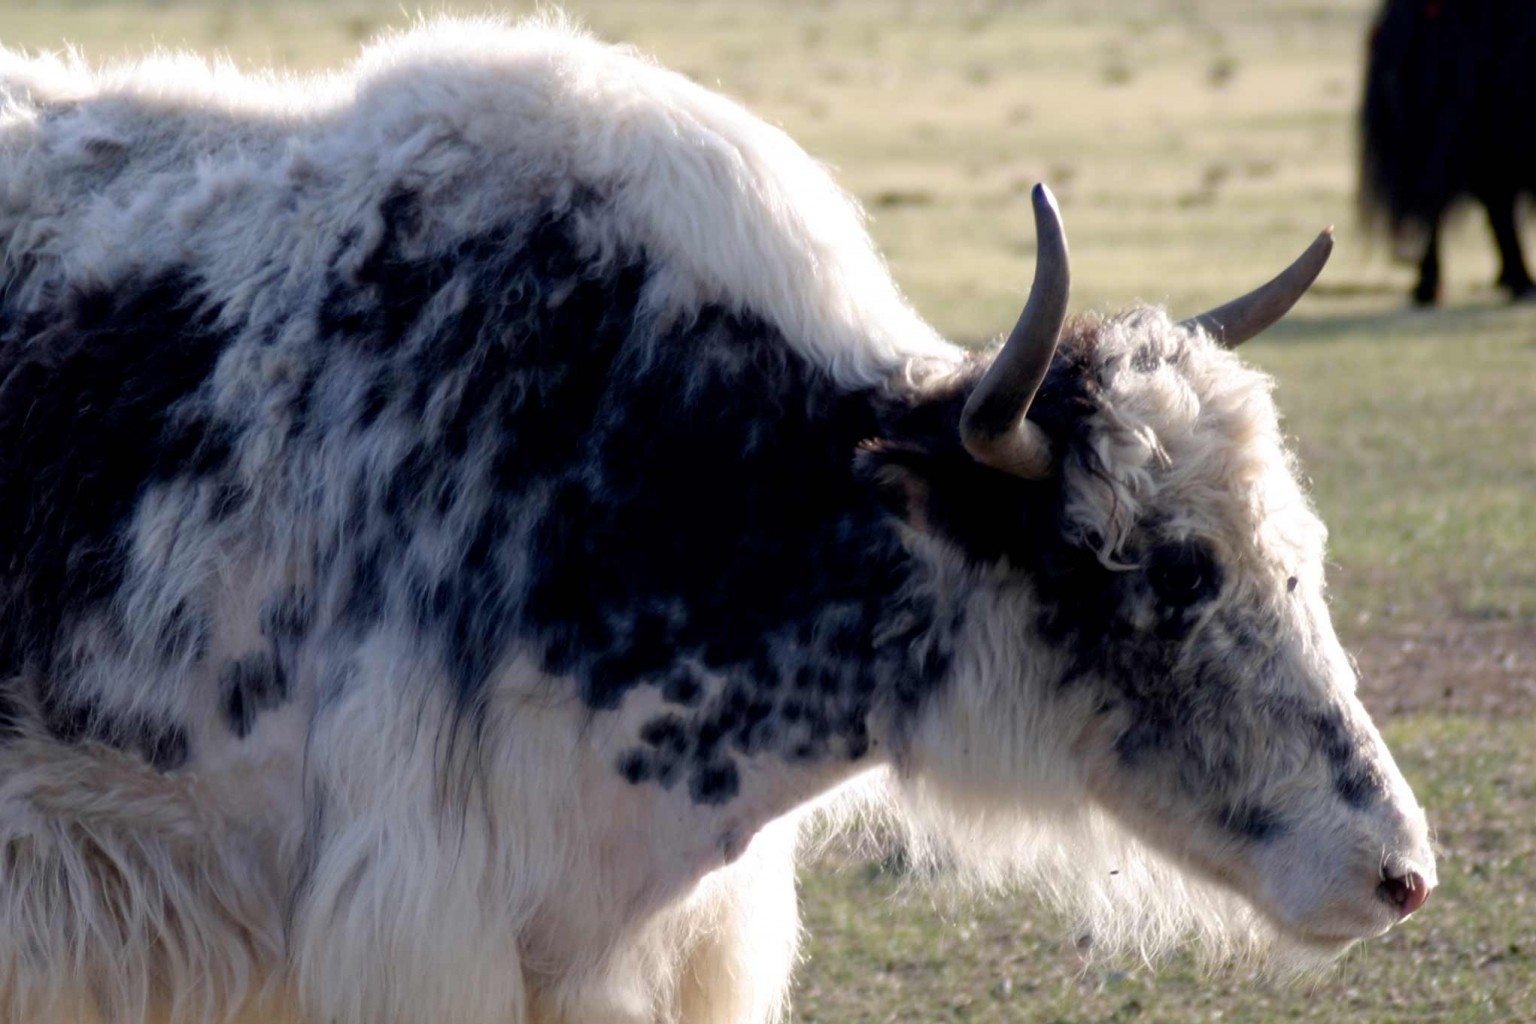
[{"x1": 1146, "y1": 541, "x2": 1221, "y2": 607}]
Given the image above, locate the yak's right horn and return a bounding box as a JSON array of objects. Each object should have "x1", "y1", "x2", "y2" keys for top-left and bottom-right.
[{"x1": 960, "y1": 184, "x2": 1070, "y2": 479}]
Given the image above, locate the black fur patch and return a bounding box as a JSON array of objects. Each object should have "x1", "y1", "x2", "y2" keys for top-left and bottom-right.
[
  {"x1": 39, "y1": 693, "x2": 190, "y2": 772},
  {"x1": 689, "y1": 759, "x2": 740, "y2": 805},
  {"x1": 309, "y1": 198, "x2": 951, "y2": 804},
  {"x1": 1220, "y1": 801, "x2": 1290, "y2": 843},
  {"x1": 0, "y1": 270, "x2": 233, "y2": 680},
  {"x1": 1146, "y1": 541, "x2": 1223, "y2": 611},
  {"x1": 0, "y1": 684, "x2": 19, "y2": 739},
  {"x1": 1308, "y1": 706, "x2": 1389, "y2": 811},
  {"x1": 155, "y1": 598, "x2": 213, "y2": 664},
  {"x1": 260, "y1": 585, "x2": 312, "y2": 685},
  {"x1": 220, "y1": 651, "x2": 291, "y2": 739}
]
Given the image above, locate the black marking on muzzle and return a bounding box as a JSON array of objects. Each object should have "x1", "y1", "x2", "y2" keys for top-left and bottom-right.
[
  {"x1": 1219, "y1": 800, "x2": 1290, "y2": 843},
  {"x1": 1308, "y1": 706, "x2": 1388, "y2": 811}
]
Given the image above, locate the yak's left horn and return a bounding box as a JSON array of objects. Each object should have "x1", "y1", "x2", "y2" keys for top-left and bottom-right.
[
  {"x1": 1179, "y1": 228, "x2": 1334, "y2": 348},
  {"x1": 960, "y1": 184, "x2": 1069, "y2": 479}
]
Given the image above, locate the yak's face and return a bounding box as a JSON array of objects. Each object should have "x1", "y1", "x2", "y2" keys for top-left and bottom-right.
[
  {"x1": 1036, "y1": 314, "x2": 1434, "y2": 948},
  {"x1": 864, "y1": 188, "x2": 1431, "y2": 950},
  {"x1": 866, "y1": 306, "x2": 1433, "y2": 951}
]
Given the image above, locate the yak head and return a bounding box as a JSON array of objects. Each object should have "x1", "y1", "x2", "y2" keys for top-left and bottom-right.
[{"x1": 862, "y1": 186, "x2": 1434, "y2": 958}]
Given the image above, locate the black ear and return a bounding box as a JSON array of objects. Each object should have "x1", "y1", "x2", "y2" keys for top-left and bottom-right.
[
  {"x1": 854, "y1": 439, "x2": 941, "y2": 533},
  {"x1": 856, "y1": 434, "x2": 1060, "y2": 565}
]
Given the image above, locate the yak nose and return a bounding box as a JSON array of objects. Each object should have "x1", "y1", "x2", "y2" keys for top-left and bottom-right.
[{"x1": 1378, "y1": 863, "x2": 1432, "y2": 919}]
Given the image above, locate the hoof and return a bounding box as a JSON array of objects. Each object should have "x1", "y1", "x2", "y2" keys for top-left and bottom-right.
[{"x1": 1500, "y1": 275, "x2": 1536, "y2": 301}]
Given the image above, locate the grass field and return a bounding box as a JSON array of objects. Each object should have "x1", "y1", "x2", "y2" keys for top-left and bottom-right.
[{"x1": 3, "y1": 2, "x2": 1532, "y2": 1021}]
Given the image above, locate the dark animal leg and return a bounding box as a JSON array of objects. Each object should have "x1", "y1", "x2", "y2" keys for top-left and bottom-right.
[
  {"x1": 1412, "y1": 226, "x2": 1440, "y2": 306},
  {"x1": 1483, "y1": 192, "x2": 1534, "y2": 299}
]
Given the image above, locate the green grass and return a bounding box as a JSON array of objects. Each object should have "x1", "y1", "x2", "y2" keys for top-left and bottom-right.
[{"x1": 2, "y1": 2, "x2": 1532, "y2": 1021}]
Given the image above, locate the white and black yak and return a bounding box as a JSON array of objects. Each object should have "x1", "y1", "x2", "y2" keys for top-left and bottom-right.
[
  {"x1": 0, "y1": 18, "x2": 1433, "y2": 1024},
  {"x1": 1360, "y1": 0, "x2": 1536, "y2": 303}
]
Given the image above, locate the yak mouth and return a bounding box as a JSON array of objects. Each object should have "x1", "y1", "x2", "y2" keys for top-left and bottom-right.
[{"x1": 1271, "y1": 914, "x2": 1394, "y2": 951}]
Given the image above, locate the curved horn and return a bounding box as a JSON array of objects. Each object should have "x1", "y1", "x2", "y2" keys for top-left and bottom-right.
[
  {"x1": 960, "y1": 184, "x2": 1070, "y2": 478},
  {"x1": 1179, "y1": 228, "x2": 1334, "y2": 348}
]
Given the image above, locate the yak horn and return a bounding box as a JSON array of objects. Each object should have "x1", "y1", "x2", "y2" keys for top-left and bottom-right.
[
  {"x1": 960, "y1": 184, "x2": 1070, "y2": 478},
  {"x1": 1179, "y1": 228, "x2": 1334, "y2": 348}
]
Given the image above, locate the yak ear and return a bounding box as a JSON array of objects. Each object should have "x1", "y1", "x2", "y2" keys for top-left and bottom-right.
[{"x1": 854, "y1": 439, "x2": 938, "y2": 534}]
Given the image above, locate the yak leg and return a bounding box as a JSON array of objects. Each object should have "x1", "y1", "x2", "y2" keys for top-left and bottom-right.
[
  {"x1": 1412, "y1": 223, "x2": 1441, "y2": 306},
  {"x1": 675, "y1": 820, "x2": 802, "y2": 1024},
  {"x1": 1482, "y1": 190, "x2": 1534, "y2": 298},
  {"x1": 290, "y1": 664, "x2": 532, "y2": 1024}
]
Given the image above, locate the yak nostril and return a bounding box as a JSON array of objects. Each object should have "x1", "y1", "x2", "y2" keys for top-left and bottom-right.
[{"x1": 1378, "y1": 870, "x2": 1431, "y2": 918}]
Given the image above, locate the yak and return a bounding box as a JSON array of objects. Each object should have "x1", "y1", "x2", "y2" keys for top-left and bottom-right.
[
  {"x1": 1360, "y1": 0, "x2": 1536, "y2": 304},
  {"x1": 0, "y1": 17, "x2": 1432, "y2": 1024}
]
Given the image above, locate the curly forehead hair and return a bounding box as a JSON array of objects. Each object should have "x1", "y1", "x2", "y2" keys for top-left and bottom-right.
[{"x1": 1049, "y1": 308, "x2": 1308, "y2": 572}]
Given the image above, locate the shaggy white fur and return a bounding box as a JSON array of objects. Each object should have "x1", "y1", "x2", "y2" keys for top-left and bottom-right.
[{"x1": 0, "y1": 15, "x2": 955, "y2": 391}]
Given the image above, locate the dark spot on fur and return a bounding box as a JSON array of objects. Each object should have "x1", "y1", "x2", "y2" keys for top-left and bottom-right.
[
  {"x1": 157, "y1": 599, "x2": 211, "y2": 664},
  {"x1": 788, "y1": 737, "x2": 824, "y2": 762},
  {"x1": 220, "y1": 651, "x2": 290, "y2": 739},
  {"x1": 1146, "y1": 540, "x2": 1223, "y2": 609},
  {"x1": 617, "y1": 750, "x2": 652, "y2": 785},
  {"x1": 640, "y1": 715, "x2": 689, "y2": 754},
  {"x1": 355, "y1": 375, "x2": 393, "y2": 429},
  {"x1": 1221, "y1": 801, "x2": 1289, "y2": 842},
  {"x1": 661, "y1": 669, "x2": 702, "y2": 706},
  {"x1": 1131, "y1": 344, "x2": 1161, "y2": 372},
  {"x1": 142, "y1": 724, "x2": 191, "y2": 773},
  {"x1": 689, "y1": 760, "x2": 740, "y2": 805},
  {"x1": 261, "y1": 586, "x2": 313, "y2": 644},
  {"x1": 0, "y1": 687, "x2": 17, "y2": 738},
  {"x1": 844, "y1": 725, "x2": 871, "y2": 760},
  {"x1": 39, "y1": 693, "x2": 189, "y2": 772},
  {"x1": 1335, "y1": 760, "x2": 1386, "y2": 810},
  {"x1": 208, "y1": 480, "x2": 248, "y2": 522},
  {"x1": 39, "y1": 695, "x2": 90, "y2": 746},
  {"x1": 342, "y1": 542, "x2": 388, "y2": 626},
  {"x1": 693, "y1": 714, "x2": 729, "y2": 755}
]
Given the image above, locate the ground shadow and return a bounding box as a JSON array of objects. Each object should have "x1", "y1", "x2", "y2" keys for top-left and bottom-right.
[{"x1": 1258, "y1": 295, "x2": 1536, "y2": 346}]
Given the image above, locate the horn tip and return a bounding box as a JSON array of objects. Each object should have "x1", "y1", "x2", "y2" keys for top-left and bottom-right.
[
  {"x1": 1031, "y1": 182, "x2": 1060, "y2": 216},
  {"x1": 1310, "y1": 228, "x2": 1335, "y2": 269}
]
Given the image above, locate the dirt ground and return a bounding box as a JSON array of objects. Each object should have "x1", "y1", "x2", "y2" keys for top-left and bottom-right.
[{"x1": 1351, "y1": 619, "x2": 1536, "y2": 719}]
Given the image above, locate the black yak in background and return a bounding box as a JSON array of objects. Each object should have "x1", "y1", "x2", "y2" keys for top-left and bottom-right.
[{"x1": 1359, "y1": 0, "x2": 1536, "y2": 304}]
